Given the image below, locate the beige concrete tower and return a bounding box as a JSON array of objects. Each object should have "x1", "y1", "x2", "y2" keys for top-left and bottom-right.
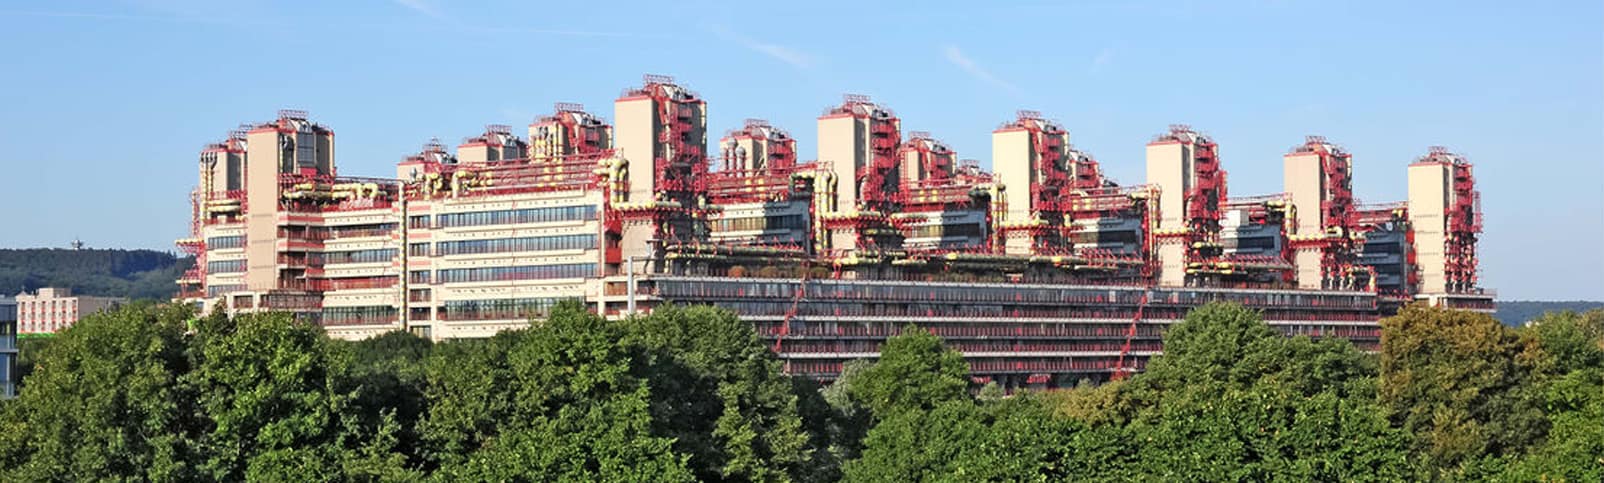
[
  {"x1": 615, "y1": 75, "x2": 707, "y2": 204},
  {"x1": 613, "y1": 75, "x2": 709, "y2": 266},
  {"x1": 818, "y1": 94, "x2": 900, "y2": 214},
  {"x1": 816, "y1": 95, "x2": 903, "y2": 253},
  {"x1": 899, "y1": 131, "x2": 956, "y2": 183},
  {"x1": 1408, "y1": 146, "x2": 1480, "y2": 295},
  {"x1": 1145, "y1": 125, "x2": 1225, "y2": 287},
  {"x1": 719, "y1": 119, "x2": 795, "y2": 172},
  {"x1": 199, "y1": 132, "x2": 247, "y2": 199},
  {"x1": 530, "y1": 103, "x2": 612, "y2": 162},
  {"x1": 456, "y1": 125, "x2": 528, "y2": 163},
  {"x1": 1283, "y1": 136, "x2": 1359, "y2": 290},
  {"x1": 244, "y1": 110, "x2": 334, "y2": 291},
  {"x1": 992, "y1": 111, "x2": 1072, "y2": 255}
]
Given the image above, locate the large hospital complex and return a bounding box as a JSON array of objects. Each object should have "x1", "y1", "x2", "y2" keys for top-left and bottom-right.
[{"x1": 177, "y1": 75, "x2": 1492, "y2": 387}]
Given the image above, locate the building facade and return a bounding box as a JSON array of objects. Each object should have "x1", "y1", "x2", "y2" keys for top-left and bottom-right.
[
  {"x1": 0, "y1": 296, "x2": 16, "y2": 398},
  {"x1": 177, "y1": 75, "x2": 1494, "y2": 388},
  {"x1": 14, "y1": 288, "x2": 125, "y2": 335}
]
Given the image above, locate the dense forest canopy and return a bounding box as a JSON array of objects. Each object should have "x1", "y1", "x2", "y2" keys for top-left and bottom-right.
[
  {"x1": 1, "y1": 302, "x2": 1599, "y2": 481},
  {"x1": 0, "y1": 248, "x2": 191, "y2": 300},
  {"x1": 1496, "y1": 300, "x2": 1604, "y2": 326}
]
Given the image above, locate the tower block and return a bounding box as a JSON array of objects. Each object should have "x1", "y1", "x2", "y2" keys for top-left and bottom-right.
[
  {"x1": 613, "y1": 75, "x2": 710, "y2": 266},
  {"x1": 1145, "y1": 125, "x2": 1226, "y2": 287},
  {"x1": 991, "y1": 111, "x2": 1074, "y2": 256},
  {"x1": 816, "y1": 95, "x2": 904, "y2": 254},
  {"x1": 1283, "y1": 136, "x2": 1365, "y2": 290}
]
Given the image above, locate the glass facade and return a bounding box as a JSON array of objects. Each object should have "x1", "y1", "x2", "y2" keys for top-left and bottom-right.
[
  {"x1": 206, "y1": 235, "x2": 244, "y2": 249},
  {"x1": 648, "y1": 276, "x2": 1382, "y2": 384},
  {"x1": 320, "y1": 306, "x2": 398, "y2": 326},
  {"x1": 435, "y1": 235, "x2": 596, "y2": 256},
  {"x1": 207, "y1": 260, "x2": 246, "y2": 273},
  {"x1": 437, "y1": 263, "x2": 594, "y2": 284},
  {"x1": 311, "y1": 249, "x2": 397, "y2": 265},
  {"x1": 1, "y1": 297, "x2": 15, "y2": 398},
  {"x1": 440, "y1": 297, "x2": 568, "y2": 321},
  {"x1": 437, "y1": 205, "x2": 596, "y2": 228}
]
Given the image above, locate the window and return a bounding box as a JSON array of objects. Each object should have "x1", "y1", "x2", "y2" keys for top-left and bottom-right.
[
  {"x1": 409, "y1": 243, "x2": 431, "y2": 257},
  {"x1": 713, "y1": 214, "x2": 807, "y2": 233},
  {"x1": 310, "y1": 249, "x2": 397, "y2": 264},
  {"x1": 436, "y1": 205, "x2": 597, "y2": 228},
  {"x1": 409, "y1": 270, "x2": 431, "y2": 284},
  {"x1": 320, "y1": 306, "x2": 397, "y2": 326},
  {"x1": 439, "y1": 297, "x2": 567, "y2": 321},
  {"x1": 207, "y1": 235, "x2": 244, "y2": 249},
  {"x1": 208, "y1": 260, "x2": 246, "y2": 273},
  {"x1": 409, "y1": 215, "x2": 431, "y2": 229},
  {"x1": 207, "y1": 284, "x2": 246, "y2": 297},
  {"x1": 435, "y1": 234, "x2": 595, "y2": 256},
  {"x1": 437, "y1": 263, "x2": 595, "y2": 283}
]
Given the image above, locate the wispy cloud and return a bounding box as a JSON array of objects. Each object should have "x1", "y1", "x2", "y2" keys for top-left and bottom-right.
[
  {"x1": 0, "y1": 8, "x2": 271, "y2": 26},
  {"x1": 1091, "y1": 48, "x2": 1115, "y2": 73},
  {"x1": 0, "y1": 5, "x2": 651, "y2": 38},
  {"x1": 391, "y1": 0, "x2": 444, "y2": 19},
  {"x1": 943, "y1": 45, "x2": 1020, "y2": 94},
  {"x1": 387, "y1": 1, "x2": 647, "y2": 38},
  {"x1": 708, "y1": 25, "x2": 813, "y2": 70}
]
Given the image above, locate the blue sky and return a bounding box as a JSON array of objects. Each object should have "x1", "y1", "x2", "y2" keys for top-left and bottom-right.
[{"x1": 1, "y1": 0, "x2": 1599, "y2": 300}]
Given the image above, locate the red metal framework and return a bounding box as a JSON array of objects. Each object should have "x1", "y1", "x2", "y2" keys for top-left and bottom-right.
[
  {"x1": 898, "y1": 131, "x2": 955, "y2": 183},
  {"x1": 1112, "y1": 291, "x2": 1150, "y2": 381},
  {"x1": 1067, "y1": 148, "x2": 1105, "y2": 191},
  {"x1": 707, "y1": 119, "x2": 800, "y2": 204},
  {"x1": 532, "y1": 102, "x2": 609, "y2": 160},
  {"x1": 633, "y1": 75, "x2": 709, "y2": 196},
  {"x1": 849, "y1": 98, "x2": 903, "y2": 211},
  {"x1": 1149, "y1": 125, "x2": 1231, "y2": 282},
  {"x1": 719, "y1": 118, "x2": 796, "y2": 171},
  {"x1": 898, "y1": 132, "x2": 988, "y2": 213},
  {"x1": 615, "y1": 75, "x2": 711, "y2": 244},
  {"x1": 816, "y1": 95, "x2": 906, "y2": 252},
  {"x1": 998, "y1": 111, "x2": 1078, "y2": 252},
  {"x1": 1421, "y1": 146, "x2": 1481, "y2": 292},
  {"x1": 1288, "y1": 135, "x2": 1364, "y2": 289},
  {"x1": 1017, "y1": 111, "x2": 1074, "y2": 213}
]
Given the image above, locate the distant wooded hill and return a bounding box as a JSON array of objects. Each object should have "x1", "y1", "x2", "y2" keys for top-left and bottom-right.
[
  {"x1": 0, "y1": 249, "x2": 192, "y2": 301},
  {"x1": 1495, "y1": 300, "x2": 1604, "y2": 326}
]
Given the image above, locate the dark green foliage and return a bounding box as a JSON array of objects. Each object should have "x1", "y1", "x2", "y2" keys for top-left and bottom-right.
[
  {"x1": 423, "y1": 301, "x2": 692, "y2": 481},
  {"x1": 0, "y1": 248, "x2": 191, "y2": 300},
  {"x1": 621, "y1": 305, "x2": 819, "y2": 482},
  {"x1": 843, "y1": 400, "x2": 987, "y2": 482},
  {"x1": 1498, "y1": 310, "x2": 1604, "y2": 481},
  {"x1": 1526, "y1": 309, "x2": 1604, "y2": 374},
  {"x1": 844, "y1": 326, "x2": 969, "y2": 416},
  {"x1": 2, "y1": 301, "x2": 1599, "y2": 481},
  {"x1": 186, "y1": 311, "x2": 416, "y2": 480},
  {"x1": 1379, "y1": 305, "x2": 1549, "y2": 475},
  {"x1": 1090, "y1": 302, "x2": 1413, "y2": 480},
  {"x1": 0, "y1": 302, "x2": 199, "y2": 481},
  {"x1": 10, "y1": 337, "x2": 54, "y2": 391},
  {"x1": 347, "y1": 330, "x2": 433, "y2": 470}
]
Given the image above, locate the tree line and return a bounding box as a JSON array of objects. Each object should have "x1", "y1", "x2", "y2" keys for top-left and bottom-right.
[
  {"x1": 0, "y1": 248, "x2": 191, "y2": 300},
  {"x1": 0, "y1": 301, "x2": 1598, "y2": 481}
]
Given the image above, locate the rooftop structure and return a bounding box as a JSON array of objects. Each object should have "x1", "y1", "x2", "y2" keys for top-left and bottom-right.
[{"x1": 177, "y1": 75, "x2": 1494, "y2": 388}]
